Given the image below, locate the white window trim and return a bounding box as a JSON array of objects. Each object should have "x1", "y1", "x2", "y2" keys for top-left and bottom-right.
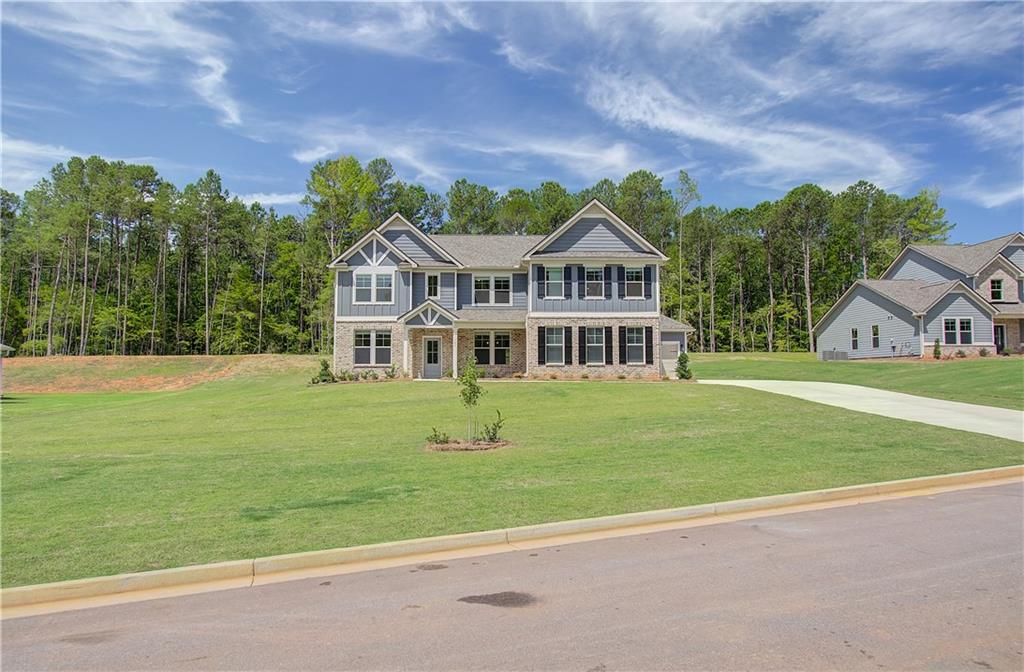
[
  {"x1": 851, "y1": 328, "x2": 859, "y2": 350},
  {"x1": 990, "y1": 278, "x2": 1003, "y2": 301},
  {"x1": 544, "y1": 327, "x2": 565, "y2": 365},
  {"x1": 943, "y1": 317, "x2": 977, "y2": 345},
  {"x1": 625, "y1": 326, "x2": 646, "y2": 365},
  {"x1": 871, "y1": 324, "x2": 879, "y2": 349},
  {"x1": 472, "y1": 273, "x2": 513, "y2": 306},
  {"x1": 543, "y1": 268, "x2": 564, "y2": 300},
  {"x1": 352, "y1": 270, "x2": 396, "y2": 305},
  {"x1": 585, "y1": 326, "x2": 605, "y2": 365},
  {"x1": 584, "y1": 267, "x2": 605, "y2": 300},
  {"x1": 353, "y1": 329, "x2": 393, "y2": 367},
  {"x1": 623, "y1": 267, "x2": 645, "y2": 300},
  {"x1": 426, "y1": 273, "x2": 440, "y2": 300},
  {"x1": 474, "y1": 330, "x2": 511, "y2": 366}
]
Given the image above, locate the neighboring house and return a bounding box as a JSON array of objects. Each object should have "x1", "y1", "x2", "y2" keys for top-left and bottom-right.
[
  {"x1": 815, "y1": 232, "x2": 1024, "y2": 359},
  {"x1": 329, "y1": 199, "x2": 694, "y2": 379}
]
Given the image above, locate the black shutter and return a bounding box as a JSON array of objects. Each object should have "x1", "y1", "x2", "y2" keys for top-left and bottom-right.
[
  {"x1": 604, "y1": 326, "x2": 613, "y2": 364},
  {"x1": 617, "y1": 266, "x2": 626, "y2": 299},
  {"x1": 645, "y1": 326, "x2": 654, "y2": 364},
  {"x1": 578, "y1": 326, "x2": 586, "y2": 364},
  {"x1": 537, "y1": 326, "x2": 546, "y2": 365},
  {"x1": 564, "y1": 326, "x2": 573, "y2": 365},
  {"x1": 536, "y1": 265, "x2": 545, "y2": 300},
  {"x1": 603, "y1": 265, "x2": 612, "y2": 299},
  {"x1": 619, "y1": 326, "x2": 627, "y2": 364},
  {"x1": 643, "y1": 266, "x2": 652, "y2": 299},
  {"x1": 577, "y1": 265, "x2": 586, "y2": 299},
  {"x1": 563, "y1": 265, "x2": 572, "y2": 299}
]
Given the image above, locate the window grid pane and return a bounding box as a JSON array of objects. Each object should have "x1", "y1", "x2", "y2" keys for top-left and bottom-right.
[
  {"x1": 545, "y1": 327, "x2": 563, "y2": 364},
  {"x1": 625, "y1": 268, "x2": 643, "y2": 297},
  {"x1": 959, "y1": 319, "x2": 972, "y2": 345},
  {"x1": 427, "y1": 275, "x2": 439, "y2": 298}
]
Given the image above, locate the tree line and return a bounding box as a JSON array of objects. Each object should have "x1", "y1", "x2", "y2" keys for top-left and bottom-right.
[{"x1": 0, "y1": 154, "x2": 952, "y2": 357}]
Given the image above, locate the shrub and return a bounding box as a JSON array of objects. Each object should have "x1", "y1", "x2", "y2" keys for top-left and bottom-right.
[
  {"x1": 933, "y1": 338, "x2": 941, "y2": 360},
  {"x1": 549, "y1": 373, "x2": 558, "y2": 380},
  {"x1": 955, "y1": 349, "x2": 967, "y2": 359},
  {"x1": 480, "y1": 410, "x2": 506, "y2": 443},
  {"x1": 385, "y1": 366, "x2": 398, "y2": 379},
  {"x1": 617, "y1": 374, "x2": 626, "y2": 380},
  {"x1": 367, "y1": 370, "x2": 379, "y2": 380},
  {"x1": 979, "y1": 347, "x2": 990, "y2": 358},
  {"x1": 581, "y1": 373, "x2": 589, "y2": 380},
  {"x1": 311, "y1": 359, "x2": 336, "y2": 384},
  {"x1": 426, "y1": 427, "x2": 450, "y2": 444},
  {"x1": 675, "y1": 351, "x2": 693, "y2": 380}
]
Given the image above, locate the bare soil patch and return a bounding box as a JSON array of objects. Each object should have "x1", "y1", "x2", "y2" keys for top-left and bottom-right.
[{"x1": 427, "y1": 440, "x2": 511, "y2": 452}]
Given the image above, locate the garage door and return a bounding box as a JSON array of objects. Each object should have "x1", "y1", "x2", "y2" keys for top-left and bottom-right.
[{"x1": 662, "y1": 339, "x2": 679, "y2": 359}]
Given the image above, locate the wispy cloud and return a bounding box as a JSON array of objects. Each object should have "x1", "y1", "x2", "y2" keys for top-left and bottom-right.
[
  {"x1": 946, "y1": 92, "x2": 1024, "y2": 152},
  {"x1": 238, "y1": 192, "x2": 306, "y2": 207},
  {"x1": 953, "y1": 173, "x2": 1024, "y2": 209},
  {"x1": 1, "y1": 135, "x2": 78, "y2": 193},
  {"x1": 1, "y1": 2, "x2": 242, "y2": 126},
  {"x1": 495, "y1": 39, "x2": 562, "y2": 74}
]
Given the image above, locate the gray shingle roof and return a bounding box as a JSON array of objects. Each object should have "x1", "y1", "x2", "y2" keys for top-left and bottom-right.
[
  {"x1": 910, "y1": 234, "x2": 1019, "y2": 275},
  {"x1": 454, "y1": 308, "x2": 528, "y2": 323},
  {"x1": 430, "y1": 234, "x2": 544, "y2": 268},
  {"x1": 859, "y1": 279, "x2": 960, "y2": 313},
  {"x1": 530, "y1": 250, "x2": 661, "y2": 259},
  {"x1": 659, "y1": 315, "x2": 694, "y2": 332}
]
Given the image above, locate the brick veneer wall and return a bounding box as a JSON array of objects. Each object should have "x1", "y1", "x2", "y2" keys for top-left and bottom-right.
[
  {"x1": 456, "y1": 329, "x2": 527, "y2": 378},
  {"x1": 525, "y1": 316, "x2": 662, "y2": 379},
  {"x1": 409, "y1": 328, "x2": 454, "y2": 378},
  {"x1": 333, "y1": 321, "x2": 403, "y2": 375}
]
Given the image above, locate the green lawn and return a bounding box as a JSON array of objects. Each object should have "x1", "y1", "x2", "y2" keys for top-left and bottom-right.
[
  {"x1": 690, "y1": 352, "x2": 1024, "y2": 410},
  {"x1": 3, "y1": 356, "x2": 1021, "y2": 587}
]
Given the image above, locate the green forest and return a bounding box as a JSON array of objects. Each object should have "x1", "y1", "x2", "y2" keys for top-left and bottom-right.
[{"x1": 0, "y1": 154, "x2": 953, "y2": 357}]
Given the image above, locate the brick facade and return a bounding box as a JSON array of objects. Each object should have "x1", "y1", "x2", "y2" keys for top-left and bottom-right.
[
  {"x1": 456, "y1": 329, "x2": 527, "y2": 378},
  {"x1": 408, "y1": 327, "x2": 454, "y2": 378},
  {"x1": 333, "y1": 321, "x2": 403, "y2": 376},
  {"x1": 525, "y1": 316, "x2": 662, "y2": 379}
]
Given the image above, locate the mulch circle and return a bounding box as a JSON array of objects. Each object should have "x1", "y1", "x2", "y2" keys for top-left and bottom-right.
[{"x1": 426, "y1": 440, "x2": 511, "y2": 452}]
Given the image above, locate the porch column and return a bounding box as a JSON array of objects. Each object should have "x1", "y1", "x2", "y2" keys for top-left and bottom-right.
[
  {"x1": 403, "y1": 328, "x2": 410, "y2": 375},
  {"x1": 452, "y1": 327, "x2": 459, "y2": 378}
]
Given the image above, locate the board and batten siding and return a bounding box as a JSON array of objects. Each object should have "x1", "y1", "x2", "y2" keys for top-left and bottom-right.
[
  {"x1": 381, "y1": 228, "x2": 452, "y2": 265},
  {"x1": 661, "y1": 331, "x2": 687, "y2": 355},
  {"x1": 885, "y1": 249, "x2": 967, "y2": 283},
  {"x1": 534, "y1": 216, "x2": 647, "y2": 254},
  {"x1": 816, "y1": 285, "x2": 921, "y2": 359},
  {"x1": 412, "y1": 272, "x2": 456, "y2": 311},
  {"x1": 531, "y1": 264, "x2": 658, "y2": 313},
  {"x1": 923, "y1": 293, "x2": 995, "y2": 345},
  {"x1": 455, "y1": 272, "x2": 528, "y2": 310},
  {"x1": 1001, "y1": 244, "x2": 1024, "y2": 271},
  {"x1": 335, "y1": 250, "x2": 412, "y2": 320}
]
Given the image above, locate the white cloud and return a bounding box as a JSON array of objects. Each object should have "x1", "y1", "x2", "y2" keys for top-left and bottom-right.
[
  {"x1": 584, "y1": 71, "x2": 921, "y2": 191},
  {"x1": 238, "y1": 192, "x2": 305, "y2": 207},
  {"x1": 495, "y1": 40, "x2": 562, "y2": 74},
  {"x1": 1, "y1": 2, "x2": 242, "y2": 126},
  {"x1": 0, "y1": 135, "x2": 79, "y2": 193},
  {"x1": 946, "y1": 94, "x2": 1024, "y2": 151},
  {"x1": 953, "y1": 174, "x2": 1024, "y2": 209}
]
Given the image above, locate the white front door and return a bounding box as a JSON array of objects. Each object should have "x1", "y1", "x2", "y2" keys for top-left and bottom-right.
[{"x1": 423, "y1": 337, "x2": 442, "y2": 379}]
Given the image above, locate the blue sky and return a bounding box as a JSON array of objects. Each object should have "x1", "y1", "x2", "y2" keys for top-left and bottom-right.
[{"x1": 2, "y1": 2, "x2": 1022, "y2": 242}]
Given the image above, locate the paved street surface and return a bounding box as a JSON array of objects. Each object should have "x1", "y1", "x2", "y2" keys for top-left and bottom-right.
[
  {"x1": 4, "y1": 483, "x2": 1022, "y2": 671},
  {"x1": 700, "y1": 379, "x2": 1024, "y2": 441}
]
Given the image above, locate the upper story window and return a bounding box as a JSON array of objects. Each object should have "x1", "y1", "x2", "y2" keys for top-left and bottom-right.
[
  {"x1": 427, "y1": 274, "x2": 439, "y2": 300},
  {"x1": 990, "y1": 278, "x2": 1003, "y2": 301},
  {"x1": 585, "y1": 268, "x2": 604, "y2": 298},
  {"x1": 544, "y1": 268, "x2": 563, "y2": 298},
  {"x1": 354, "y1": 272, "x2": 394, "y2": 304},
  {"x1": 473, "y1": 275, "x2": 512, "y2": 305},
  {"x1": 624, "y1": 268, "x2": 644, "y2": 298}
]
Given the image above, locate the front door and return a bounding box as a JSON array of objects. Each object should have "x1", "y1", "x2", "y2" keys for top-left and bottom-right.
[
  {"x1": 995, "y1": 324, "x2": 1006, "y2": 353},
  {"x1": 423, "y1": 337, "x2": 442, "y2": 379}
]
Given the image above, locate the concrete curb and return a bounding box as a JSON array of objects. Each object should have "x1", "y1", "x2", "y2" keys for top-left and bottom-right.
[{"x1": 3, "y1": 465, "x2": 1021, "y2": 612}]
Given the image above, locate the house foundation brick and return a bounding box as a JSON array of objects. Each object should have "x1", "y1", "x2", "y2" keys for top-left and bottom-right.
[
  {"x1": 333, "y1": 321, "x2": 403, "y2": 376},
  {"x1": 525, "y1": 316, "x2": 662, "y2": 379},
  {"x1": 457, "y1": 329, "x2": 527, "y2": 378},
  {"x1": 408, "y1": 328, "x2": 454, "y2": 378}
]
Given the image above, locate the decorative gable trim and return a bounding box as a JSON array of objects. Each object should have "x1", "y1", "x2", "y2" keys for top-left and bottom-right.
[
  {"x1": 523, "y1": 199, "x2": 668, "y2": 261},
  {"x1": 327, "y1": 230, "x2": 416, "y2": 269},
  {"x1": 399, "y1": 299, "x2": 458, "y2": 326},
  {"x1": 377, "y1": 213, "x2": 463, "y2": 267}
]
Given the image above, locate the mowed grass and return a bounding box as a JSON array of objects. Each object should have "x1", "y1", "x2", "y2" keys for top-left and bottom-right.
[
  {"x1": 3, "y1": 356, "x2": 1022, "y2": 587},
  {"x1": 690, "y1": 352, "x2": 1024, "y2": 410}
]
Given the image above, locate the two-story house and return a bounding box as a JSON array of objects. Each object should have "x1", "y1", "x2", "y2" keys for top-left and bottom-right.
[
  {"x1": 814, "y1": 232, "x2": 1024, "y2": 359},
  {"x1": 329, "y1": 199, "x2": 693, "y2": 378}
]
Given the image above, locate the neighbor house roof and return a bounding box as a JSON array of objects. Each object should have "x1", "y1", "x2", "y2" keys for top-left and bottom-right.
[
  {"x1": 430, "y1": 235, "x2": 544, "y2": 268},
  {"x1": 659, "y1": 315, "x2": 695, "y2": 333},
  {"x1": 909, "y1": 233, "x2": 1021, "y2": 276}
]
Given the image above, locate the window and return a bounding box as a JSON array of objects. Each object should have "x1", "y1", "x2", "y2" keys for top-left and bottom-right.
[
  {"x1": 990, "y1": 279, "x2": 1003, "y2": 301},
  {"x1": 625, "y1": 327, "x2": 644, "y2": 364},
  {"x1": 545, "y1": 327, "x2": 564, "y2": 364},
  {"x1": 354, "y1": 330, "x2": 391, "y2": 366},
  {"x1": 374, "y1": 274, "x2": 392, "y2": 303},
  {"x1": 355, "y1": 274, "x2": 372, "y2": 303},
  {"x1": 493, "y1": 276, "x2": 511, "y2": 304},
  {"x1": 586, "y1": 327, "x2": 604, "y2": 364},
  {"x1": 851, "y1": 328, "x2": 859, "y2": 350},
  {"x1": 474, "y1": 333, "x2": 491, "y2": 365},
  {"x1": 871, "y1": 325, "x2": 879, "y2": 349},
  {"x1": 959, "y1": 318, "x2": 973, "y2": 345},
  {"x1": 494, "y1": 332, "x2": 510, "y2": 365},
  {"x1": 624, "y1": 268, "x2": 643, "y2": 298},
  {"x1": 474, "y1": 275, "x2": 512, "y2": 305},
  {"x1": 545, "y1": 267, "x2": 563, "y2": 298},
  {"x1": 585, "y1": 268, "x2": 604, "y2": 298},
  {"x1": 944, "y1": 319, "x2": 957, "y2": 345},
  {"x1": 426, "y1": 274, "x2": 439, "y2": 300}
]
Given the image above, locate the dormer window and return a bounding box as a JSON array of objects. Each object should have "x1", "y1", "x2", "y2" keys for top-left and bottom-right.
[{"x1": 990, "y1": 279, "x2": 1003, "y2": 301}]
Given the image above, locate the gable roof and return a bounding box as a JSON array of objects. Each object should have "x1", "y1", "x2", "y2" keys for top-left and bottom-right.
[
  {"x1": 524, "y1": 199, "x2": 668, "y2": 261},
  {"x1": 906, "y1": 233, "x2": 1022, "y2": 276},
  {"x1": 376, "y1": 213, "x2": 462, "y2": 267},
  {"x1": 327, "y1": 229, "x2": 415, "y2": 269},
  {"x1": 430, "y1": 234, "x2": 543, "y2": 268},
  {"x1": 398, "y1": 299, "x2": 458, "y2": 325},
  {"x1": 659, "y1": 315, "x2": 694, "y2": 333}
]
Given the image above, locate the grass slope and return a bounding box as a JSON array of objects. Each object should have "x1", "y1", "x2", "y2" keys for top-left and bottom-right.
[
  {"x1": 690, "y1": 352, "x2": 1024, "y2": 410},
  {"x1": 3, "y1": 356, "x2": 1021, "y2": 587}
]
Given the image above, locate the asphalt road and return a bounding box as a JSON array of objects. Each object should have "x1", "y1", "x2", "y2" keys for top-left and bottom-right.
[{"x1": 4, "y1": 483, "x2": 1022, "y2": 671}]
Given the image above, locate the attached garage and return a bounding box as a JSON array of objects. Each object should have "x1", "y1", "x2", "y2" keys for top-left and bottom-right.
[{"x1": 659, "y1": 315, "x2": 693, "y2": 358}]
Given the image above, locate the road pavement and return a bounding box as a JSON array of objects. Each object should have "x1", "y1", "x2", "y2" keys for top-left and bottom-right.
[{"x1": 3, "y1": 482, "x2": 1021, "y2": 671}]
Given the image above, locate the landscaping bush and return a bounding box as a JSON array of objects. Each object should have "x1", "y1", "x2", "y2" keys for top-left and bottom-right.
[
  {"x1": 480, "y1": 410, "x2": 506, "y2": 443},
  {"x1": 385, "y1": 366, "x2": 399, "y2": 379},
  {"x1": 311, "y1": 359, "x2": 336, "y2": 384},
  {"x1": 426, "y1": 427, "x2": 450, "y2": 444},
  {"x1": 956, "y1": 349, "x2": 967, "y2": 359},
  {"x1": 979, "y1": 347, "x2": 990, "y2": 357},
  {"x1": 933, "y1": 338, "x2": 941, "y2": 360},
  {"x1": 675, "y1": 351, "x2": 693, "y2": 380}
]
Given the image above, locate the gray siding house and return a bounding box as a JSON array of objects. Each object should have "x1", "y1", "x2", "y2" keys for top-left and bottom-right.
[
  {"x1": 814, "y1": 233, "x2": 1024, "y2": 359},
  {"x1": 329, "y1": 200, "x2": 693, "y2": 378}
]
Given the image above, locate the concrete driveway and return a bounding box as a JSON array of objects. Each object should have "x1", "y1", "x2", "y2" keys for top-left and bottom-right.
[
  {"x1": 700, "y1": 379, "x2": 1024, "y2": 441},
  {"x1": 3, "y1": 482, "x2": 1021, "y2": 670}
]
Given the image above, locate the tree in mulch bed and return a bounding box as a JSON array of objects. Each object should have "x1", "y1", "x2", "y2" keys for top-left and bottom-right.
[{"x1": 426, "y1": 357, "x2": 509, "y2": 451}]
